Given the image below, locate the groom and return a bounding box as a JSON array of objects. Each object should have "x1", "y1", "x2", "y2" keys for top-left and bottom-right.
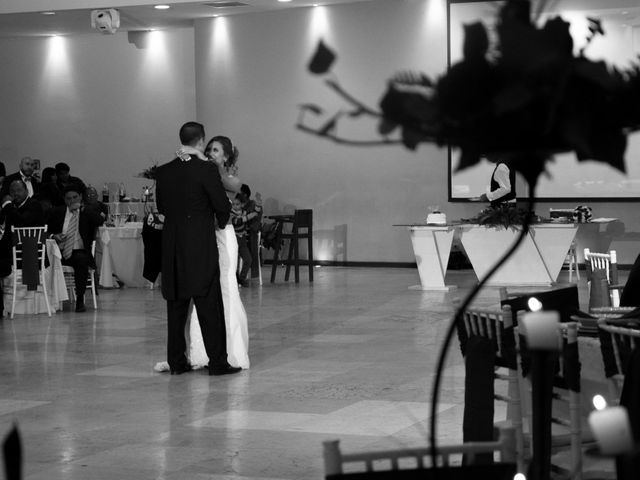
[{"x1": 155, "y1": 121, "x2": 240, "y2": 376}]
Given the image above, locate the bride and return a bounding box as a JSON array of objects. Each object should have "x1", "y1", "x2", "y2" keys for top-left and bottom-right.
[{"x1": 155, "y1": 135, "x2": 250, "y2": 372}]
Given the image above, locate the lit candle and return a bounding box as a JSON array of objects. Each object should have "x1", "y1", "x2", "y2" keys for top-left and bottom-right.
[
  {"x1": 520, "y1": 311, "x2": 560, "y2": 351},
  {"x1": 588, "y1": 406, "x2": 635, "y2": 455}
]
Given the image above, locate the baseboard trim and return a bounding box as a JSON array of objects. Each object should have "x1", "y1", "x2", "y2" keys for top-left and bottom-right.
[
  {"x1": 263, "y1": 260, "x2": 635, "y2": 270},
  {"x1": 263, "y1": 259, "x2": 417, "y2": 268}
]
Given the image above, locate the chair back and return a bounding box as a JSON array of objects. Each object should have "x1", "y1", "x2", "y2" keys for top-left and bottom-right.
[
  {"x1": 584, "y1": 248, "x2": 621, "y2": 307},
  {"x1": 458, "y1": 306, "x2": 516, "y2": 368},
  {"x1": 597, "y1": 319, "x2": 640, "y2": 400},
  {"x1": 11, "y1": 226, "x2": 48, "y2": 268},
  {"x1": 500, "y1": 286, "x2": 579, "y2": 325},
  {"x1": 515, "y1": 321, "x2": 584, "y2": 478},
  {"x1": 457, "y1": 306, "x2": 524, "y2": 470},
  {"x1": 584, "y1": 248, "x2": 618, "y2": 284},
  {"x1": 323, "y1": 425, "x2": 517, "y2": 477},
  {"x1": 9, "y1": 226, "x2": 51, "y2": 318},
  {"x1": 12, "y1": 226, "x2": 47, "y2": 244},
  {"x1": 293, "y1": 209, "x2": 313, "y2": 230}
]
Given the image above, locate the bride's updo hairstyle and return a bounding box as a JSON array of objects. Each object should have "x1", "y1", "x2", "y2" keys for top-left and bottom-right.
[{"x1": 207, "y1": 135, "x2": 239, "y2": 170}]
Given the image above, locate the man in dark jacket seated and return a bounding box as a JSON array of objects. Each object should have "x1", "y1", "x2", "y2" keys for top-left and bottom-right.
[
  {"x1": 47, "y1": 184, "x2": 104, "y2": 312},
  {"x1": 0, "y1": 157, "x2": 40, "y2": 199},
  {"x1": 0, "y1": 179, "x2": 46, "y2": 317}
]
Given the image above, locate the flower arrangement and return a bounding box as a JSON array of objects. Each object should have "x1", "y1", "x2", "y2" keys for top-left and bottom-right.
[
  {"x1": 299, "y1": 0, "x2": 640, "y2": 189},
  {"x1": 464, "y1": 204, "x2": 536, "y2": 229},
  {"x1": 135, "y1": 164, "x2": 158, "y2": 180}
]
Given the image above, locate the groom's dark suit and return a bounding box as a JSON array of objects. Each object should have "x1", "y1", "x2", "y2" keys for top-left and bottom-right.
[{"x1": 155, "y1": 155, "x2": 231, "y2": 372}]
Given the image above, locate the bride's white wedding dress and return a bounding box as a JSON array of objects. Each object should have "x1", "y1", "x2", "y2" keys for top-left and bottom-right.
[
  {"x1": 187, "y1": 224, "x2": 250, "y2": 369},
  {"x1": 154, "y1": 224, "x2": 250, "y2": 372}
]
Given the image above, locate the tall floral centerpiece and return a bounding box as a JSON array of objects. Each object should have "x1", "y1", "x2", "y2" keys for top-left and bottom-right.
[
  {"x1": 299, "y1": 0, "x2": 640, "y2": 473},
  {"x1": 300, "y1": 1, "x2": 639, "y2": 189},
  {"x1": 135, "y1": 163, "x2": 158, "y2": 204}
]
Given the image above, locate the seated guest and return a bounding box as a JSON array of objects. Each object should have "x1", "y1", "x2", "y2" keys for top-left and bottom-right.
[
  {"x1": 55, "y1": 162, "x2": 86, "y2": 194},
  {"x1": 1, "y1": 156, "x2": 40, "y2": 199},
  {"x1": 0, "y1": 179, "x2": 46, "y2": 229},
  {"x1": 83, "y1": 185, "x2": 108, "y2": 221},
  {"x1": 240, "y1": 184, "x2": 263, "y2": 281},
  {"x1": 0, "y1": 179, "x2": 45, "y2": 317},
  {"x1": 36, "y1": 167, "x2": 65, "y2": 213},
  {"x1": 231, "y1": 193, "x2": 252, "y2": 287},
  {"x1": 47, "y1": 184, "x2": 104, "y2": 312}
]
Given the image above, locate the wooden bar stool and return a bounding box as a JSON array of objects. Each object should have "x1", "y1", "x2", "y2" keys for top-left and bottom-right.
[{"x1": 270, "y1": 209, "x2": 313, "y2": 283}]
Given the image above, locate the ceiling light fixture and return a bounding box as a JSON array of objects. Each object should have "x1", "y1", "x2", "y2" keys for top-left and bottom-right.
[
  {"x1": 154, "y1": 4, "x2": 171, "y2": 9},
  {"x1": 278, "y1": 0, "x2": 293, "y2": 3},
  {"x1": 41, "y1": 11, "x2": 56, "y2": 15}
]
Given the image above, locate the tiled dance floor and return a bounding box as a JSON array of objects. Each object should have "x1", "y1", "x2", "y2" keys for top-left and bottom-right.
[{"x1": 0, "y1": 267, "x2": 617, "y2": 479}]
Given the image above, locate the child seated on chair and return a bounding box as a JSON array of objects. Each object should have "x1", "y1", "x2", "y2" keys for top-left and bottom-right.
[
  {"x1": 240, "y1": 184, "x2": 262, "y2": 281},
  {"x1": 231, "y1": 193, "x2": 252, "y2": 288}
]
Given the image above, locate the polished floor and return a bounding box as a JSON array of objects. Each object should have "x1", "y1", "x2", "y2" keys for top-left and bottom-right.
[{"x1": 0, "y1": 267, "x2": 618, "y2": 479}]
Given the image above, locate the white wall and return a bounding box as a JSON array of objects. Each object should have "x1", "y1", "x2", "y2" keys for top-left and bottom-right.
[
  {"x1": 0, "y1": 28, "x2": 196, "y2": 198},
  {"x1": 194, "y1": 0, "x2": 480, "y2": 263}
]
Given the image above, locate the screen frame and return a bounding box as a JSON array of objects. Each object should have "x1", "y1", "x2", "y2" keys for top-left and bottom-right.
[{"x1": 446, "y1": 0, "x2": 640, "y2": 203}]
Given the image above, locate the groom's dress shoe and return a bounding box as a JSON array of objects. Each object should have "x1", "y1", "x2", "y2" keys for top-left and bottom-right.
[
  {"x1": 209, "y1": 364, "x2": 242, "y2": 376},
  {"x1": 170, "y1": 365, "x2": 193, "y2": 375}
]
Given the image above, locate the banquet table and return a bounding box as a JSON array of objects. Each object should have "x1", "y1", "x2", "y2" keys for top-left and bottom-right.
[
  {"x1": 459, "y1": 223, "x2": 579, "y2": 286},
  {"x1": 396, "y1": 224, "x2": 457, "y2": 290},
  {"x1": 98, "y1": 222, "x2": 148, "y2": 288},
  {"x1": 5, "y1": 239, "x2": 68, "y2": 314}
]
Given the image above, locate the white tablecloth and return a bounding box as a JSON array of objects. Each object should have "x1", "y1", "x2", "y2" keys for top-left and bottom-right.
[
  {"x1": 98, "y1": 223, "x2": 148, "y2": 288},
  {"x1": 4, "y1": 239, "x2": 68, "y2": 315}
]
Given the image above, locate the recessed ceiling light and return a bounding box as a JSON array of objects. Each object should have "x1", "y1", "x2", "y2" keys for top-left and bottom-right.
[
  {"x1": 154, "y1": 4, "x2": 171, "y2": 9},
  {"x1": 41, "y1": 11, "x2": 56, "y2": 15},
  {"x1": 278, "y1": 0, "x2": 293, "y2": 3}
]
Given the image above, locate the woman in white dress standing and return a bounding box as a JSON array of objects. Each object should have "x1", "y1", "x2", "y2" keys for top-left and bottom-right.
[{"x1": 155, "y1": 136, "x2": 250, "y2": 372}]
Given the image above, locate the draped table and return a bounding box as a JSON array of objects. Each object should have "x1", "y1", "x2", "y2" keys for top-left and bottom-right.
[
  {"x1": 459, "y1": 223, "x2": 579, "y2": 286},
  {"x1": 399, "y1": 222, "x2": 579, "y2": 288},
  {"x1": 98, "y1": 222, "x2": 148, "y2": 288},
  {"x1": 395, "y1": 224, "x2": 457, "y2": 290}
]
